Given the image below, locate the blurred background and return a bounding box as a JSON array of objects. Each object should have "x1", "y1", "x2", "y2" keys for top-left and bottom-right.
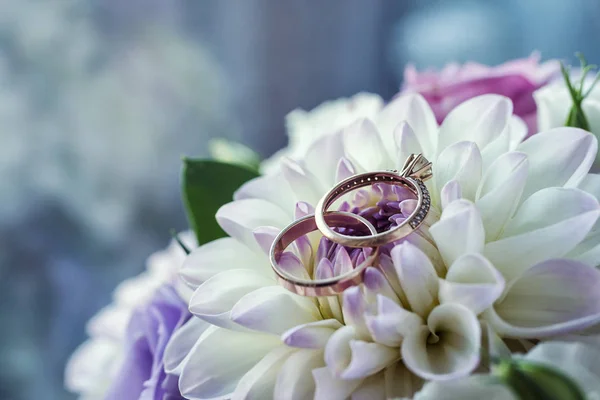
[{"x1": 1, "y1": 0, "x2": 599, "y2": 399}]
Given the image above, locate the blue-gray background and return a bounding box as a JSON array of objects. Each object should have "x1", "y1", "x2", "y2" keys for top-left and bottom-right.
[{"x1": 1, "y1": 1, "x2": 598, "y2": 399}]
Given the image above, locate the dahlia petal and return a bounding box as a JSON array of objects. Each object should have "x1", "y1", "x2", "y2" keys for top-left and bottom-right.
[
  {"x1": 295, "y1": 201, "x2": 315, "y2": 219},
  {"x1": 568, "y1": 230, "x2": 600, "y2": 266},
  {"x1": 394, "y1": 122, "x2": 425, "y2": 170},
  {"x1": 484, "y1": 187, "x2": 600, "y2": 281},
  {"x1": 234, "y1": 171, "x2": 296, "y2": 216},
  {"x1": 485, "y1": 259, "x2": 600, "y2": 338},
  {"x1": 333, "y1": 247, "x2": 353, "y2": 276},
  {"x1": 365, "y1": 295, "x2": 423, "y2": 347},
  {"x1": 414, "y1": 376, "x2": 515, "y2": 400},
  {"x1": 281, "y1": 157, "x2": 323, "y2": 205},
  {"x1": 274, "y1": 349, "x2": 324, "y2": 400},
  {"x1": 475, "y1": 151, "x2": 528, "y2": 241},
  {"x1": 325, "y1": 326, "x2": 398, "y2": 380},
  {"x1": 277, "y1": 251, "x2": 310, "y2": 280},
  {"x1": 252, "y1": 226, "x2": 279, "y2": 255},
  {"x1": 481, "y1": 115, "x2": 528, "y2": 172},
  {"x1": 434, "y1": 141, "x2": 482, "y2": 201},
  {"x1": 524, "y1": 341, "x2": 600, "y2": 396},
  {"x1": 216, "y1": 199, "x2": 290, "y2": 251},
  {"x1": 440, "y1": 180, "x2": 462, "y2": 210},
  {"x1": 178, "y1": 326, "x2": 280, "y2": 399},
  {"x1": 378, "y1": 253, "x2": 410, "y2": 307},
  {"x1": 402, "y1": 233, "x2": 447, "y2": 277},
  {"x1": 163, "y1": 317, "x2": 210, "y2": 375},
  {"x1": 579, "y1": 173, "x2": 600, "y2": 204},
  {"x1": 188, "y1": 269, "x2": 274, "y2": 326},
  {"x1": 230, "y1": 286, "x2": 320, "y2": 335},
  {"x1": 304, "y1": 131, "x2": 346, "y2": 190},
  {"x1": 438, "y1": 94, "x2": 512, "y2": 155},
  {"x1": 391, "y1": 242, "x2": 439, "y2": 318},
  {"x1": 351, "y1": 372, "x2": 386, "y2": 400},
  {"x1": 342, "y1": 286, "x2": 371, "y2": 339},
  {"x1": 180, "y1": 237, "x2": 266, "y2": 289},
  {"x1": 439, "y1": 253, "x2": 505, "y2": 315},
  {"x1": 282, "y1": 319, "x2": 343, "y2": 349},
  {"x1": 343, "y1": 118, "x2": 388, "y2": 171},
  {"x1": 402, "y1": 304, "x2": 481, "y2": 381},
  {"x1": 429, "y1": 200, "x2": 485, "y2": 268},
  {"x1": 232, "y1": 346, "x2": 295, "y2": 400},
  {"x1": 336, "y1": 157, "x2": 357, "y2": 182},
  {"x1": 384, "y1": 362, "x2": 425, "y2": 399},
  {"x1": 517, "y1": 127, "x2": 598, "y2": 200},
  {"x1": 377, "y1": 93, "x2": 438, "y2": 159},
  {"x1": 363, "y1": 267, "x2": 400, "y2": 305},
  {"x1": 312, "y1": 367, "x2": 363, "y2": 400}
]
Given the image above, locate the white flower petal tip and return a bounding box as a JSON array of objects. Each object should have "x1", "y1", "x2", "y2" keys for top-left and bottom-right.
[
  {"x1": 216, "y1": 199, "x2": 290, "y2": 251},
  {"x1": 343, "y1": 118, "x2": 388, "y2": 171},
  {"x1": 335, "y1": 157, "x2": 357, "y2": 182},
  {"x1": 324, "y1": 326, "x2": 398, "y2": 380},
  {"x1": 365, "y1": 295, "x2": 423, "y2": 347},
  {"x1": 253, "y1": 226, "x2": 280, "y2": 255},
  {"x1": 484, "y1": 187, "x2": 600, "y2": 281},
  {"x1": 378, "y1": 92, "x2": 438, "y2": 159},
  {"x1": 230, "y1": 286, "x2": 319, "y2": 335},
  {"x1": 435, "y1": 141, "x2": 482, "y2": 201},
  {"x1": 188, "y1": 269, "x2": 274, "y2": 325},
  {"x1": 429, "y1": 199, "x2": 485, "y2": 268},
  {"x1": 282, "y1": 319, "x2": 343, "y2": 349},
  {"x1": 391, "y1": 242, "x2": 439, "y2": 318},
  {"x1": 402, "y1": 303, "x2": 481, "y2": 381},
  {"x1": 440, "y1": 180, "x2": 462, "y2": 210},
  {"x1": 438, "y1": 94, "x2": 513, "y2": 153},
  {"x1": 394, "y1": 122, "x2": 425, "y2": 169},
  {"x1": 179, "y1": 237, "x2": 264, "y2": 289},
  {"x1": 280, "y1": 157, "x2": 323, "y2": 204},
  {"x1": 485, "y1": 258, "x2": 600, "y2": 338},
  {"x1": 476, "y1": 151, "x2": 529, "y2": 241},
  {"x1": 439, "y1": 253, "x2": 505, "y2": 315},
  {"x1": 517, "y1": 127, "x2": 598, "y2": 199}
]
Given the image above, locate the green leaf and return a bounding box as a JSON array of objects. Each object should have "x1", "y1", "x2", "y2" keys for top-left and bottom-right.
[
  {"x1": 561, "y1": 53, "x2": 600, "y2": 132},
  {"x1": 493, "y1": 359, "x2": 585, "y2": 400},
  {"x1": 182, "y1": 158, "x2": 259, "y2": 245}
]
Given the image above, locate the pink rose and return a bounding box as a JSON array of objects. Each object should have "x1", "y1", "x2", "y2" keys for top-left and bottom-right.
[{"x1": 401, "y1": 53, "x2": 559, "y2": 135}]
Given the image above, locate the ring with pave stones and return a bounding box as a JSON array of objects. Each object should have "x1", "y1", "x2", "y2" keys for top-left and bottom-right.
[
  {"x1": 269, "y1": 211, "x2": 379, "y2": 296},
  {"x1": 314, "y1": 153, "x2": 433, "y2": 248}
]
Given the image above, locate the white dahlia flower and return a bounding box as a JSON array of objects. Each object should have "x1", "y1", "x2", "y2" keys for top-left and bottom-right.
[
  {"x1": 65, "y1": 233, "x2": 194, "y2": 399},
  {"x1": 169, "y1": 93, "x2": 600, "y2": 399}
]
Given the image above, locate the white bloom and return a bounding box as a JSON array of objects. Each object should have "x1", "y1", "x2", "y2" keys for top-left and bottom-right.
[
  {"x1": 170, "y1": 93, "x2": 600, "y2": 399},
  {"x1": 261, "y1": 92, "x2": 383, "y2": 173},
  {"x1": 65, "y1": 233, "x2": 194, "y2": 399},
  {"x1": 535, "y1": 78, "x2": 600, "y2": 164}
]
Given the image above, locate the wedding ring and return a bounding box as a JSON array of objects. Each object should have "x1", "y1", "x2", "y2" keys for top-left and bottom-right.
[
  {"x1": 270, "y1": 211, "x2": 379, "y2": 296},
  {"x1": 314, "y1": 154, "x2": 433, "y2": 248}
]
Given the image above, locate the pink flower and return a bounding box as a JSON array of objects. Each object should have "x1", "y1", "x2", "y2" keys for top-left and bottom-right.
[{"x1": 401, "y1": 53, "x2": 559, "y2": 136}]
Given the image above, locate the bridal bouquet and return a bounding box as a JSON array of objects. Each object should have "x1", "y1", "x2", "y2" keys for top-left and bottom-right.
[{"x1": 66, "y1": 53, "x2": 600, "y2": 400}]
